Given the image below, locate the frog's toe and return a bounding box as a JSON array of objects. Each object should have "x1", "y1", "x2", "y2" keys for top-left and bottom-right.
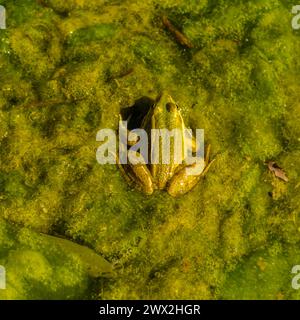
[
  {"x1": 140, "y1": 184, "x2": 154, "y2": 195},
  {"x1": 167, "y1": 177, "x2": 191, "y2": 197}
]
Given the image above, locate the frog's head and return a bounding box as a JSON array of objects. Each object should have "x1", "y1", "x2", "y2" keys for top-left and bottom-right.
[
  {"x1": 153, "y1": 91, "x2": 180, "y2": 116},
  {"x1": 149, "y1": 91, "x2": 185, "y2": 133}
]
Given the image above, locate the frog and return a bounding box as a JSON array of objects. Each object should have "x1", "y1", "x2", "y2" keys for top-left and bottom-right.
[{"x1": 117, "y1": 92, "x2": 214, "y2": 197}]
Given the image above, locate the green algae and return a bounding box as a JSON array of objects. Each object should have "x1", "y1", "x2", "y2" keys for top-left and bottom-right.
[
  {"x1": 0, "y1": 218, "x2": 112, "y2": 299},
  {"x1": 0, "y1": 0, "x2": 300, "y2": 300},
  {"x1": 221, "y1": 244, "x2": 300, "y2": 299}
]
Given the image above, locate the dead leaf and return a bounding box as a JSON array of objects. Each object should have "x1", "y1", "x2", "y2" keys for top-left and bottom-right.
[{"x1": 267, "y1": 161, "x2": 289, "y2": 182}]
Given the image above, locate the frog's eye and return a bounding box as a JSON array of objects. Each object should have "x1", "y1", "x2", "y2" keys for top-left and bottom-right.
[{"x1": 166, "y1": 103, "x2": 177, "y2": 112}]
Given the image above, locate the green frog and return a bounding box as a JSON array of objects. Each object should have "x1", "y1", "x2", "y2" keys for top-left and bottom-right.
[{"x1": 118, "y1": 92, "x2": 214, "y2": 197}]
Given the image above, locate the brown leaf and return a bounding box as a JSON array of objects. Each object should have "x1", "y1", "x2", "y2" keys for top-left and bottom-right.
[{"x1": 267, "y1": 161, "x2": 289, "y2": 182}]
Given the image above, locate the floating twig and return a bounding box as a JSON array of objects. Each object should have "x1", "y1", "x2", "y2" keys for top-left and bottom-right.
[
  {"x1": 162, "y1": 15, "x2": 194, "y2": 49},
  {"x1": 267, "y1": 161, "x2": 289, "y2": 182},
  {"x1": 107, "y1": 68, "x2": 134, "y2": 83}
]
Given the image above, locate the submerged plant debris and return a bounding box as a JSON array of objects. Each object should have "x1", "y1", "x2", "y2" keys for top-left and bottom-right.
[
  {"x1": 162, "y1": 15, "x2": 194, "y2": 49},
  {"x1": 0, "y1": 0, "x2": 300, "y2": 300},
  {"x1": 267, "y1": 161, "x2": 289, "y2": 182}
]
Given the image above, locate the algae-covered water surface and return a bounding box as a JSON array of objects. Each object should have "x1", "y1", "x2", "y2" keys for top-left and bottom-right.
[{"x1": 0, "y1": 0, "x2": 300, "y2": 300}]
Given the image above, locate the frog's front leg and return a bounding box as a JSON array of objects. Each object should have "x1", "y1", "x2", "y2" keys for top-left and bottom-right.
[{"x1": 167, "y1": 145, "x2": 215, "y2": 197}]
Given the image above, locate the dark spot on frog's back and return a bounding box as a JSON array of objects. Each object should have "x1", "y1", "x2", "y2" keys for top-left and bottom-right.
[{"x1": 120, "y1": 96, "x2": 154, "y2": 130}]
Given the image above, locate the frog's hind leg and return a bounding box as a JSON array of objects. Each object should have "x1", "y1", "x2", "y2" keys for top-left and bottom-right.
[
  {"x1": 167, "y1": 144, "x2": 215, "y2": 197},
  {"x1": 111, "y1": 151, "x2": 134, "y2": 186},
  {"x1": 129, "y1": 163, "x2": 154, "y2": 195},
  {"x1": 115, "y1": 152, "x2": 154, "y2": 195},
  {"x1": 186, "y1": 143, "x2": 215, "y2": 176},
  {"x1": 205, "y1": 144, "x2": 211, "y2": 164},
  {"x1": 202, "y1": 144, "x2": 215, "y2": 177}
]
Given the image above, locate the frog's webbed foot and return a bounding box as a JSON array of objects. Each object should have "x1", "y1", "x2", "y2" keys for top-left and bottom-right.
[{"x1": 167, "y1": 144, "x2": 215, "y2": 197}]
